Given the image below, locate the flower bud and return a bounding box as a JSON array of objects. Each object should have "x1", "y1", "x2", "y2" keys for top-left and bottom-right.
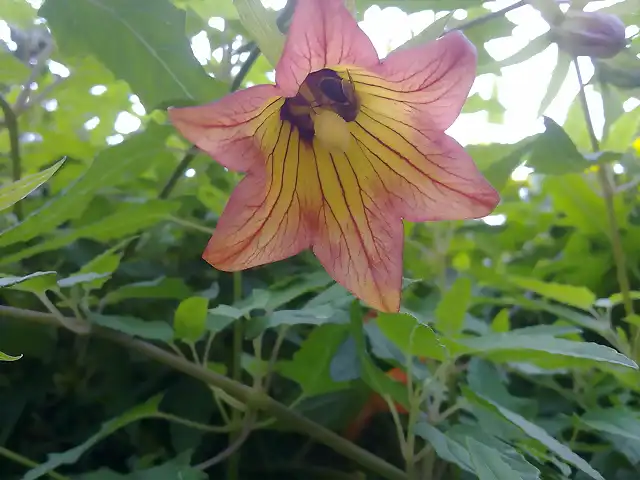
[{"x1": 551, "y1": 11, "x2": 626, "y2": 59}]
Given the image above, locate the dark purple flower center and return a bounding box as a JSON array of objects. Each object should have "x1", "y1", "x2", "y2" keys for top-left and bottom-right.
[{"x1": 280, "y1": 68, "x2": 360, "y2": 142}]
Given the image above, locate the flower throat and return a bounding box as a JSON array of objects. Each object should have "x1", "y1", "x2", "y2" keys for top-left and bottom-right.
[{"x1": 280, "y1": 69, "x2": 360, "y2": 146}]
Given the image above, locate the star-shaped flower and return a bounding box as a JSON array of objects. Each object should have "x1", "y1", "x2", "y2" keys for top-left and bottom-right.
[{"x1": 169, "y1": 0, "x2": 499, "y2": 312}]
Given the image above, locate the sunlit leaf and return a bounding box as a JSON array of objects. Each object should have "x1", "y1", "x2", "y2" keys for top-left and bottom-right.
[
  {"x1": 174, "y1": 296, "x2": 209, "y2": 342},
  {"x1": 40, "y1": 0, "x2": 224, "y2": 109},
  {"x1": 0, "y1": 160, "x2": 64, "y2": 212}
]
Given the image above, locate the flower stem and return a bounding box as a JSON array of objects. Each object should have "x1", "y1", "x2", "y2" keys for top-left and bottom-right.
[
  {"x1": 0, "y1": 305, "x2": 407, "y2": 480},
  {"x1": 0, "y1": 95, "x2": 23, "y2": 220},
  {"x1": 228, "y1": 271, "x2": 244, "y2": 480},
  {"x1": 0, "y1": 445, "x2": 70, "y2": 480},
  {"x1": 573, "y1": 59, "x2": 636, "y2": 346}
]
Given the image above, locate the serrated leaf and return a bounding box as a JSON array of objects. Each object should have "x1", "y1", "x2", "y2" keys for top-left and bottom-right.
[
  {"x1": 174, "y1": 296, "x2": 209, "y2": 342},
  {"x1": 39, "y1": 0, "x2": 224, "y2": 109},
  {"x1": 0, "y1": 160, "x2": 64, "y2": 212},
  {"x1": 90, "y1": 314, "x2": 174, "y2": 342}
]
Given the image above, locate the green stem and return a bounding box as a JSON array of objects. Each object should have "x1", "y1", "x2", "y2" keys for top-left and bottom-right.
[
  {"x1": 446, "y1": 0, "x2": 526, "y2": 33},
  {"x1": 573, "y1": 60, "x2": 636, "y2": 348},
  {"x1": 0, "y1": 305, "x2": 406, "y2": 480},
  {"x1": 228, "y1": 270, "x2": 244, "y2": 479},
  {"x1": 0, "y1": 95, "x2": 23, "y2": 220},
  {"x1": 0, "y1": 445, "x2": 70, "y2": 480}
]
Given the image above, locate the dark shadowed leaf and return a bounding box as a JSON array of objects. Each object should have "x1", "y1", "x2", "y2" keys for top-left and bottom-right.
[{"x1": 24, "y1": 395, "x2": 163, "y2": 480}]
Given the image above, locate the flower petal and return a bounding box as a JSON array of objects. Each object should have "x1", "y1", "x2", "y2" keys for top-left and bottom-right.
[
  {"x1": 310, "y1": 140, "x2": 403, "y2": 313},
  {"x1": 203, "y1": 121, "x2": 321, "y2": 270},
  {"x1": 346, "y1": 67, "x2": 499, "y2": 223},
  {"x1": 353, "y1": 31, "x2": 477, "y2": 131},
  {"x1": 169, "y1": 85, "x2": 282, "y2": 172},
  {"x1": 275, "y1": 0, "x2": 379, "y2": 96}
]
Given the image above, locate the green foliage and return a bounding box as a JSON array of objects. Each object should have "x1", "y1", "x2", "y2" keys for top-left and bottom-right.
[{"x1": 1, "y1": 1, "x2": 640, "y2": 480}]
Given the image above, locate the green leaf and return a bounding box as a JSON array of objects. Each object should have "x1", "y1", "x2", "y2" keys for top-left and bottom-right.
[
  {"x1": 0, "y1": 125, "x2": 173, "y2": 248},
  {"x1": 497, "y1": 34, "x2": 552, "y2": 68},
  {"x1": 460, "y1": 333, "x2": 637, "y2": 369},
  {"x1": 538, "y1": 51, "x2": 571, "y2": 116},
  {"x1": 509, "y1": 275, "x2": 595, "y2": 310},
  {"x1": 39, "y1": 0, "x2": 224, "y2": 109},
  {"x1": 278, "y1": 324, "x2": 351, "y2": 397},
  {"x1": 0, "y1": 160, "x2": 64, "y2": 213},
  {"x1": 394, "y1": 12, "x2": 453, "y2": 51},
  {"x1": 435, "y1": 276, "x2": 472, "y2": 336},
  {"x1": 0, "y1": 200, "x2": 180, "y2": 264},
  {"x1": 102, "y1": 277, "x2": 192, "y2": 306},
  {"x1": 206, "y1": 304, "x2": 243, "y2": 333},
  {"x1": 90, "y1": 314, "x2": 174, "y2": 342},
  {"x1": 234, "y1": 0, "x2": 284, "y2": 66},
  {"x1": 376, "y1": 312, "x2": 449, "y2": 361},
  {"x1": 0, "y1": 351, "x2": 22, "y2": 361},
  {"x1": 466, "y1": 437, "x2": 524, "y2": 480},
  {"x1": 23, "y1": 395, "x2": 163, "y2": 480},
  {"x1": 0, "y1": 50, "x2": 30, "y2": 84},
  {"x1": 57, "y1": 272, "x2": 111, "y2": 289},
  {"x1": 174, "y1": 296, "x2": 209, "y2": 342},
  {"x1": 527, "y1": 117, "x2": 590, "y2": 175},
  {"x1": 470, "y1": 137, "x2": 537, "y2": 192},
  {"x1": 0, "y1": 271, "x2": 57, "y2": 293},
  {"x1": 414, "y1": 422, "x2": 474, "y2": 473},
  {"x1": 72, "y1": 243, "x2": 127, "y2": 290},
  {"x1": 464, "y1": 391, "x2": 605, "y2": 480},
  {"x1": 0, "y1": 0, "x2": 36, "y2": 26},
  {"x1": 349, "y1": 304, "x2": 409, "y2": 409},
  {"x1": 581, "y1": 408, "x2": 640, "y2": 442},
  {"x1": 174, "y1": 0, "x2": 238, "y2": 20},
  {"x1": 245, "y1": 305, "x2": 348, "y2": 338}
]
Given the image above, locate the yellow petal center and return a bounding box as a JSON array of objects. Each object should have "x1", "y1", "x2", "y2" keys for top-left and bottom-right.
[{"x1": 312, "y1": 109, "x2": 352, "y2": 153}]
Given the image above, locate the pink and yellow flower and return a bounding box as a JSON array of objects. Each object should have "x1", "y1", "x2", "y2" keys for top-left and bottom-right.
[{"x1": 169, "y1": 0, "x2": 499, "y2": 312}]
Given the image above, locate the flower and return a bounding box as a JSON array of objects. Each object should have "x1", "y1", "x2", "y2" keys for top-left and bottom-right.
[
  {"x1": 169, "y1": 0, "x2": 499, "y2": 312},
  {"x1": 551, "y1": 10, "x2": 627, "y2": 59}
]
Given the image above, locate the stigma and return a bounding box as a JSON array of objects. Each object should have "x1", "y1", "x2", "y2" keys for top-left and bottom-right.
[{"x1": 312, "y1": 109, "x2": 352, "y2": 153}]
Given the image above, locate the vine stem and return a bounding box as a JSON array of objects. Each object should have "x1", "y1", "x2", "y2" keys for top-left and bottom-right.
[
  {"x1": 573, "y1": 59, "x2": 636, "y2": 345},
  {"x1": 0, "y1": 305, "x2": 407, "y2": 480}
]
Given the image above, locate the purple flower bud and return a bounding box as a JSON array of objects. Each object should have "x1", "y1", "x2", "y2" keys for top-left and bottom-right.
[{"x1": 551, "y1": 11, "x2": 627, "y2": 59}]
